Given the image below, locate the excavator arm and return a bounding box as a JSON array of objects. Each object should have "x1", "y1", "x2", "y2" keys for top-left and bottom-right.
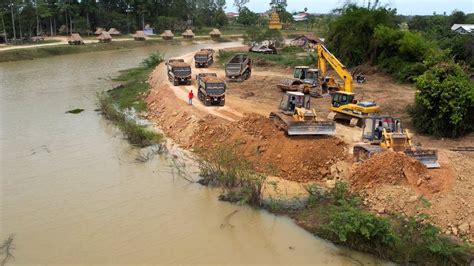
[{"x1": 316, "y1": 43, "x2": 353, "y2": 93}]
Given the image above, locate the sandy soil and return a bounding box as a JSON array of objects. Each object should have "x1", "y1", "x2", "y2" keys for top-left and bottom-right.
[{"x1": 145, "y1": 46, "x2": 474, "y2": 242}]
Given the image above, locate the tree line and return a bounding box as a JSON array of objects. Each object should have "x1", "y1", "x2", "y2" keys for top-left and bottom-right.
[{"x1": 0, "y1": 0, "x2": 229, "y2": 40}]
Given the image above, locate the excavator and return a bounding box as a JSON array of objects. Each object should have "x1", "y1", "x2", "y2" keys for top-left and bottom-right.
[
  {"x1": 269, "y1": 91, "x2": 336, "y2": 136},
  {"x1": 315, "y1": 43, "x2": 380, "y2": 127},
  {"x1": 353, "y1": 116, "x2": 440, "y2": 168}
]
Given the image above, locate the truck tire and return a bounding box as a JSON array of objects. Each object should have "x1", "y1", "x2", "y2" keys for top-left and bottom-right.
[
  {"x1": 187, "y1": 80, "x2": 192, "y2": 86},
  {"x1": 174, "y1": 79, "x2": 179, "y2": 86},
  {"x1": 244, "y1": 70, "x2": 251, "y2": 80},
  {"x1": 219, "y1": 100, "x2": 225, "y2": 106}
]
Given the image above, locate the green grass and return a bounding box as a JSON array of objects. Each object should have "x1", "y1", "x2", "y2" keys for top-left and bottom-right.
[
  {"x1": 97, "y1": 52, "x2": 164, "y2": 147},
  {"x1": 217, "y1": 46, "x2": 315, "y2": 67}
]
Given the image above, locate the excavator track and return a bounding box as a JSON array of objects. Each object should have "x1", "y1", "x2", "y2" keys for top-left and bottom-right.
[{"x1": 269, "y1": 112, "x2": 336, "y2": 136}]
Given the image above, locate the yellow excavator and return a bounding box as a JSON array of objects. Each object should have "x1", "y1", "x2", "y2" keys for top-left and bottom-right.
[
  {"x1": 316, "y1": 43, "x2": 380, "y2": 127},
  {"x1": 269, "y1": 91, "x2": 336, "y2": 136},
  {"x1": 353, "y1": 116, "x2": 440, "y2": 168}
]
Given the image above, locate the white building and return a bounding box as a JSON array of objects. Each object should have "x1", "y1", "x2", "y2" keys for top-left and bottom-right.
[{"x1": 451, "y1": 24, "x2": 474, "y2": 34}]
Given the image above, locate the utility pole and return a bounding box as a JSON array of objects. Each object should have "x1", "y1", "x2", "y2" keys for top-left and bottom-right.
[{"x1": 10, "y1": 2, "x2": 16, "y2": 40}]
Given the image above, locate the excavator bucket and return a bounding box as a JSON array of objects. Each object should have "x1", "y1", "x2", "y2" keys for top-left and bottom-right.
[
  {"x1": 404, "y1": 149, "x2": 440, "y2": 169},
  {"x1": 286, "y1": 121, "x2": 336, "y2": 136}
]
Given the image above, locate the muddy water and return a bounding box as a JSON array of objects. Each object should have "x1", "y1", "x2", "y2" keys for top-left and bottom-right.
[{"x1": 0, "y1": 41, "x2": 385, "y2": 264}]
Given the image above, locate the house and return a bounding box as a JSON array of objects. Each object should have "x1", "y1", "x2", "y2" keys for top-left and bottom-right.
[
  {"x1": 290, "y1": 34, "x2": 321, "y2": 49},
  {"x1": 293, "y1": 12, "x2": 309, "y2": 22},
  {"x1": 133, "y1": 31, "x2": 147, "y2": 41},
  {"x1": 226, "y1": 12, "x2": 239, "y2": 18},
  {"x1": 451, "y1": 24, "x2": 474, "y2": 34},
  {"x1": 98, "y1": 32, "x2": 112, "y2": 43},
  {"x1": 182, "y1": 29, "x2": 195, "y2": 40},
  {"x1": 68, "y1": 33, "x2": 84, "y2": 45}
]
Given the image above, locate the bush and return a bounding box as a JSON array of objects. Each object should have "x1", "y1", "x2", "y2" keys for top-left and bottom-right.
[
  {"x1": 197, "y1": 144, "x2": 266, "y2": 206},
  {"x1": 141, "y1": 52, "x2": 164, "y2": 68},
  {"x1": 409, "y1": 61, "x2": 474, "y2": 137}
]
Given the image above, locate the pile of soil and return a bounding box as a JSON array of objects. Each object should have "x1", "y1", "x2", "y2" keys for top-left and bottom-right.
[
  {"x1": 191, "y1": 114, "x2": 348, "y2": 182},
  {"x1": 351, "y1": 151, "x2": 444, "y2": 195}
]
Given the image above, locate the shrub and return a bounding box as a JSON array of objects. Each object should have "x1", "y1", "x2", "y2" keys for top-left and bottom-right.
[
  {"x1": 141, "y1": 52, "x2": 164, "y2": 69},
  {"x1": 409, "y1": 61, "x2": 474, "y2": 137},
  {"x1": 197, "y1": 144, "x2": 266, "y2": 206}
]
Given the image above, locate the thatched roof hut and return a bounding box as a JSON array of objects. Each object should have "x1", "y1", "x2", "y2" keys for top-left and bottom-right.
[
  {"x1": 98, "y1": 32, "x2": 112, "y2": 43},
  {"x1": 68, "y1": 33, "x2": 84, "y2": 45},
  {"x1": 161, "y1": 30, "x2": 174, "y2": 40},
  {"x1": 94, "y1": 27, "x2": 105, "y2": 35},
  {"x1": 108, "y1": 28, "x2": 121, "y2": 35},
  {"x1": 133, "y1": 31, "x2": 146, "y2": 41},
  {"x1": 209, "y1": 28, "x2": 222, "y2": 38},
  {"x1": 182, "y1": 29, "x2": 195, "y2": 39}
]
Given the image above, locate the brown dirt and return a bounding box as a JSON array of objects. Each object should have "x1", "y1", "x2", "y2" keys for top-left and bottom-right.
[
  {"x1": 191, "y1": 113, "x2": 348, "y2": 182},
  {"x1": 145, "y1": 45, "x2": 474, "y2": 242},
  {"x1": 351, "y1": 151, "x2": 449, "y2": 196}
]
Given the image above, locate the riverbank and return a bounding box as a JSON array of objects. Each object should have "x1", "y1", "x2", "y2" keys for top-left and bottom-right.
[{"x1": 0, "y1": 35, "x2": 240, "y2": 63}]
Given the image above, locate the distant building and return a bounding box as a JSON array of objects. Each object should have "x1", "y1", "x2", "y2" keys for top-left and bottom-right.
[
  {"x1": 143, "y1": 24, "x2": 154, "y2": 36},
  {"x1": 451, "y1": 24, "x2": 474, "y2": 34},
  {"x1": 293, "y1": 12, "x2": 309, "y2": 22},
  {"x1": 226, "y1": 12, "x2": 239, "y2": 18}
]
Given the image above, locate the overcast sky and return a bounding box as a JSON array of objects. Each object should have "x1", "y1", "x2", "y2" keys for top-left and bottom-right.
[{"x1": 225, "y1": 0, "x2": 474, "y2": 16}]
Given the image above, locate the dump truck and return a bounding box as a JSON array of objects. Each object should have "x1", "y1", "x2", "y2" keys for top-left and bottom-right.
[
  {"x1": 196, "y1": 73, "x2": 226, "y2": 106},
  {"x1": 269, "y1": 91, "x2": 336, "y2": 136},
  {"x1": 353, "y1": 116, "x2": 440, "y2": 168},
  {"x1": 166, "y1": 59, "x2": 192, "y2": 86},
  {"x1": 194, "y1": 49, "x2": 215, "y2": 68},
  {"x1": 225, "y1": 54, "x2": 252, "y2": 82}
]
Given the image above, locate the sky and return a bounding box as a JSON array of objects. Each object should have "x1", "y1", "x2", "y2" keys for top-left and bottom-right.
[{"x1": 225, "y1": 0, "x2": 474, "y2": 16}]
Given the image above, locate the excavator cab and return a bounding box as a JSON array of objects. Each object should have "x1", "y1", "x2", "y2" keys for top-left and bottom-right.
[
  {"x1": 331, "y1": 91, "x2": 356, "y2": 107},
  {"x1": 279, "y1": 91, "x2": 310, "y2": 114},
  {"x1": 293, "y1": 66, "x2": 310, "y2": 80}
]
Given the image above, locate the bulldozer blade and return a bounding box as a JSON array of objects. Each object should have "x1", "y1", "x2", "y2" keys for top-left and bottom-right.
[
  {"x1": 287, "y1": 121, "x2": 336, "y2": 136},
  {"x1": 405, "y1": 149, "x2": 440, "y2": 169}
]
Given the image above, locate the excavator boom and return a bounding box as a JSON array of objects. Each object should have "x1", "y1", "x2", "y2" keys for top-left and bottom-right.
[{"x1": 316, "y1": 44, "x2": 353, "y2": 92}]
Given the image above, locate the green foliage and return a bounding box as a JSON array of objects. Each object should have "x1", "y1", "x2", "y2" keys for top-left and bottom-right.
[
  {"x1": 97, "y1": 92, "x2": 162, "y2": 147},
  {"x1": 236, "y1": 7, "x2": 259, "y2": 26},
  {"x1": 197, "y1": 143, "x2": 266, "y2": 206},
  {"x1": 326, "y1": 4, "x2": 399, "y2": 67},
  {"x1": 321, "y1": 203, "x2": 397, "y2": 245},
  {"x1": 244, "y1": 28, "x2": 284, "y2": 47},
  {"x1": 409, "y1": 61, "x2": 474, "y2": 137},
  {"x1": 141, "y1": 52, "x2": 164, "y2": 68}
]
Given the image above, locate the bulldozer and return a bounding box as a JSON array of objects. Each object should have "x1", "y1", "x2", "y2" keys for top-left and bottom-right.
[
  {"x1": 269, "y1": 91, "x2": 336, "y2": 136},
  {"x1": 353, "y1": 116, "x2": 440, "y2": 168}
]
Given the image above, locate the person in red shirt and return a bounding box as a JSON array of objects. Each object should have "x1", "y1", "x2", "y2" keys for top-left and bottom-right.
[{"x1": 188, "y1": 90, "x2": 194, "y2": 105}]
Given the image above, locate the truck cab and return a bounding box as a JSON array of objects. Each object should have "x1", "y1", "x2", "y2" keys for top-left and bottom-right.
[
  {"x1": 166, "y1": 59, "x2": 192, "y2": 86},
  {"x1": 196, "y1": 73, "x2": 226, "y2": 106}
]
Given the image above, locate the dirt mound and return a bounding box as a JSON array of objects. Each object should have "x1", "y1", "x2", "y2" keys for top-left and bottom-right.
[
  {"x1": 192, "y1": 113, "x2": 348, "y2": 182},
  {"x1": 351, "y1": 151, "x2": 444, "y2": 195}
]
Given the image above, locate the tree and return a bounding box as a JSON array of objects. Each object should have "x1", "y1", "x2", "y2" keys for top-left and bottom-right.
[
  {"x1": 233, "y1": 0, "x2": 248, "y2": 12},
  {"x1": 326, "y1": 3, "x2": 399, "y2": 67},
  {"x1": 236, "y1": 6, "x2": 258, "y2": 26},
  {"x1": 409, "y1": 61, "x2": 474, "y2": 138}
]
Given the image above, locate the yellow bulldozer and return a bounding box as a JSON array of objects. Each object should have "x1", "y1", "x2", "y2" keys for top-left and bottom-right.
[
  {"x1": 269, "y1": 91, "x2": 336, "y2": 136},
  {"x1": 353, "y1": 116, "x2": 440, "y2": 168}
]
